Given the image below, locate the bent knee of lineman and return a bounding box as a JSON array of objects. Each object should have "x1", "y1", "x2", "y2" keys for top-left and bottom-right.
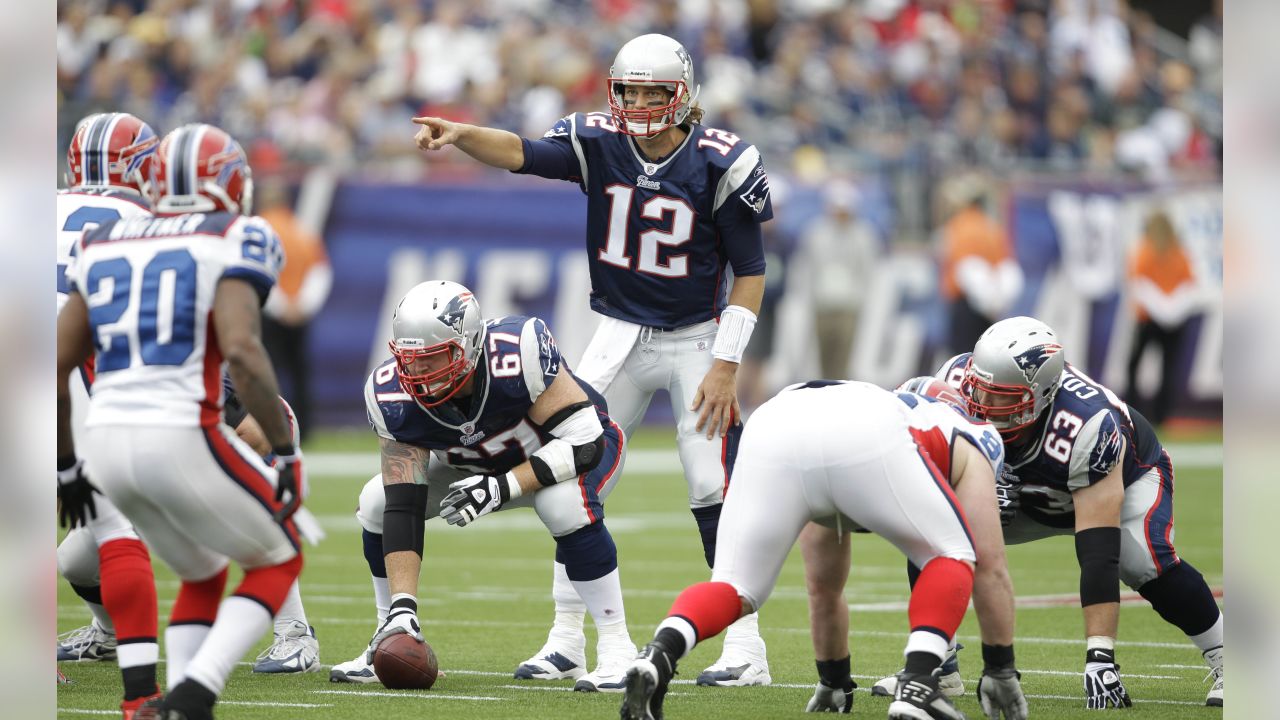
[
  {"x1": 356, "y1": 475, "x2": 385, "y2": 534},
  {"x1": 57, "y1": 528, "x2": 101, "y2": 587}
]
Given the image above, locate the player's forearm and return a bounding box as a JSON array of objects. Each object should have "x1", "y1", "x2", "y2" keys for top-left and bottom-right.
[
  {"x1": 726, "y1": 273, "x2": 765, "y2": 315},
  {"x1": 453, "y1": 124, "x2": 526, "y2": 171},
  {"x1": 973, "y1": 562, "x2": 1016, "y2": 646},
  {"x1": 56, "y1": 378, "x2": 75, "y2": 461},
  {"x1": 1082, "y1": 602, "x2": 1120, "y2": 640},
  {"x1": 800, "y1": 523, "x2": 851, "y2": 660},
  {"x1": 225, "y1": 344, "x2": 293, "y2": 450}
]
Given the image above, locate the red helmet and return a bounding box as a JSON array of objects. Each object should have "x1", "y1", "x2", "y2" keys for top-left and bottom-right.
[
  {"x1": 65, "y1": 113, "x2": 159, "y2": 194},
  {"x1": 149, "y1": 124, "x2": 254, "y2": 216},
  {"x1": 897, "y1": 376, "x2": 967, "y2": 413}
]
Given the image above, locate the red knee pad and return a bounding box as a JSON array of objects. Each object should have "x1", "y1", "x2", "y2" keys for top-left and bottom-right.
[
  {"x1": 233, "y1": 554, "x2": 303, "y2": 614},
  {"x1": 171, "y1": 567, "x2": 228, "y2": 626},
  {"x1": 908, "y1": 557, "x2": 974, "y2": 638},
  {"x1": 98, "y1": 538, "x2": 157, "y2": 641},
  {"x1": 668, "y1": 581, "x2": 743, "y2": 642}
]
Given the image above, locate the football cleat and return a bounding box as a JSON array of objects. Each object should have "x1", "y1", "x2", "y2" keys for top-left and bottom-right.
[
  {"x1": 57, "y1": 623, "x2": 118, "y2": 662},
  {"x1": 513, "y1": 648, "x2": 587, "y2": 681},
  {"x1": 620, "y1": 642, "x2": 676, "y2": 720},
  {"x1": 889, "y1": 671, "x2": 968, "y2": 720},
  {"x1": 696, "y1": 636, "x2": 771, "y2": 687},
  {"x1": 574, "y1": 648, "x2": 634, "y2": 693},
  {"x1": 873, "y1": 643, "x2": 964, "y2": 698},
  {"x1": 1204, "y1": 666, "x2": 1223, "y2": 707},
  {"x1": 329, "y1": 650, "x2": 379, "y2": 684},
  {"x1": 122, "y1": 692, "x2": 163, "y2": 720},
  {"x1": 252, "y1": 620, "x2": 320, "y2": 674}
]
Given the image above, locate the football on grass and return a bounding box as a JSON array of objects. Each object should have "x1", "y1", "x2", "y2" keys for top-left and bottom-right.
[{"x1": 373, "y1": 634, "x2": 438, "y2": 689}]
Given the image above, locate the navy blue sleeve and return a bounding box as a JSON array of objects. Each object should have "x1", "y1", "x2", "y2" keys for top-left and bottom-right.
[
  {"x1": 717, "y1": 210, "x2": 767, "y2": 277},
  {"x1": 514, "y1": 137, "x2": 581, "y2": 183}
]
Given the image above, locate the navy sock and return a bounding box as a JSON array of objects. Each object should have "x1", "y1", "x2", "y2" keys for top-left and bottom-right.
[
  {"x1": 1137, "y1": 560, "x2": 1221, "y2": 636},
  {"x1": 907, "y1": 561, "x2": 921, "y2": 589},
  {"x1": 70, "y1": 582, "x2": 103, "y2": 605},
  {"x1": 554, "y1": 522, "x2": 618, "y2": 582},
  {"x1": 691, "y1": 504, "x2": 722, "y2": 568},
  {"x1": 904, "y1": 651, "x2": 942, "y2": 676},
  {"x1": 121, "y1": 664, "x2": 157, "y2": 700},
  {"x1": 362, "y1": 530, "x2": 387, "y2": 578},
  {"x1": 653, "y1": 627, "x2": 687, "y2": 660}
]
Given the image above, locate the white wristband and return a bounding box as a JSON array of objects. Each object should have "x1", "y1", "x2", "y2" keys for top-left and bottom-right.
[
  {"x1": 1086, "y1": 636, "x2": 1115, "y2": 652},
  {"x1": 711, "y1": 305, "x2": 757, "y2": 364},
  {"x1": 503, "y1": 471, "x2": 523, "y2": 501}
]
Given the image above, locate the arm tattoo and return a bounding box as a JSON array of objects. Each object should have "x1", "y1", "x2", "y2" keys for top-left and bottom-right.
[{"x1": 381, "y1": 437, "x2": 428, "y2": 485}]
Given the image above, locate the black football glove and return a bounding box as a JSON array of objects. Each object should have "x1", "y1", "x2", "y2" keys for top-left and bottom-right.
[
  {"x1": 57, "y1": 458, "x2": 98, "y2": 529},
  {"x1": 272, "y1": 448, "x2": 305, "y2": 522},
  {"x1": 1084, "y1": 647, "x2": 1132, "y2": 709}
]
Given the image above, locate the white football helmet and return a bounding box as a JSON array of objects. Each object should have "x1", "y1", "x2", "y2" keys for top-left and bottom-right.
[
  {"x1": 607, "y1": 33, "x2": 700, "y2": 137},
  {"x1": 961, "y1": 316, "x2": 1065, "y2": 439},
  {"x1": 389, "y1": 281, "x2": 485, "y2": 407}
]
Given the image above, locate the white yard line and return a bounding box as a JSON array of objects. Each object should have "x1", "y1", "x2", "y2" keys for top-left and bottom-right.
[{"x1": 312, "y1": 689, "x2": 501, "y2": 701}]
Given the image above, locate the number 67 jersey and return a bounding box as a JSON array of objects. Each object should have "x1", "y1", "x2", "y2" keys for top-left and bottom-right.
[{"x1": 68, "y1": 212, "x2": 284, "y2": 428}]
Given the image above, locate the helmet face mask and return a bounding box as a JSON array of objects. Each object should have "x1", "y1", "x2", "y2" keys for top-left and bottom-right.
[
  {"x1": 388, "y1": 282, "x2": 484, "y2": 408},
  {"x1": 607, "y1": 34, "x2": 700, "y2": 137}
]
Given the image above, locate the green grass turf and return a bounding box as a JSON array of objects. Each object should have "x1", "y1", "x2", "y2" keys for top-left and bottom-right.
[{"x1": 57, "y1": 427, "x2": 1223, "y2": 719}]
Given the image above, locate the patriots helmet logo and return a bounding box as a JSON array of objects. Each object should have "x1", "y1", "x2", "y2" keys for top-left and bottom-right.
[
  {"x1": 1013, "y1": 343, "x2": 1062, "y2": 383},
  {"x1": 436, "y1": 292, "x2": 474, "y2": 336}
]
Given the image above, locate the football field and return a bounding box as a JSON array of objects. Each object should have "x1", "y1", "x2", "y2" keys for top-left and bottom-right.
[{"x1": 57, "y1": 427, "x2": 1224, "y2": 719}]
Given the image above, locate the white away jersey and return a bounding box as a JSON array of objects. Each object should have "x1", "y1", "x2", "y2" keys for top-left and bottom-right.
[
  {"x1": 58, "y1": 188, "x2": 152, "y2": 312},
  {"x1": 69, "y1": 212, "x2": 284, "y2": 427}
]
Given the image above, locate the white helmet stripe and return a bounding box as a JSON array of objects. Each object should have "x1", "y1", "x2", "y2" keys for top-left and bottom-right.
[
  {"x1": 98, "y1": 113, "x2": 122, "y2": 182},
  {"x1": 82, "y1": 114, "x2": 109, "y2": 184}
]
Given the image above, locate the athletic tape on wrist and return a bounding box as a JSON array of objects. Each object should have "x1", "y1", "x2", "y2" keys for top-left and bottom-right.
[{"x1": 711, "y1": 305, "x2": 757, "y2": 363}]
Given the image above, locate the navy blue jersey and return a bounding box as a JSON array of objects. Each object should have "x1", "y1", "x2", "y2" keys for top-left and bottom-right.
[
  {"x1": 365, "y1": 315, "x2": 612, "y2": 475},
  {"x1": 517, "y1": 112, "x2": 771, "y2": 329},
  {"x1": 937, "y1": 354, "x2": 1165, "y2": 528}
]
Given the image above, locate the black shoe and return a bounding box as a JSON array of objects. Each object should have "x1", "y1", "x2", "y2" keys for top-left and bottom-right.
[
  {"x1": 889, "y1": 670, "x2": 967, "y2": 720},
  {"x1": 620, "y1": 642, "x2": 676, "y2": 720}
]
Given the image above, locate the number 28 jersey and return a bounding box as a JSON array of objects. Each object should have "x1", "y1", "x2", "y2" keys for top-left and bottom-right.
[
  {"x1": 936, "y1": 353, "x2": 1165, "y2": 527},
  {"x1": 519, "y1": 113, "x2": 772, "y2": 330},
  {"x1": 70, "y1": 212, "x2": 284, "y2": 428},
  {"x1": 365, "y1": 315, "x2": 617, "y2": 476},
  {"x1": 57, "y1": 188, "x2": 152, "y2": 312}
]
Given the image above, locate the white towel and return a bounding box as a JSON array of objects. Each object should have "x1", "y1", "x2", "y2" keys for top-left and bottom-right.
[
  {"x1": 291, "y1": 507, "x2": 327, "y2": 546},
  {"x1": 573, "y1": 315, "x2": 642, "y2": 394}
]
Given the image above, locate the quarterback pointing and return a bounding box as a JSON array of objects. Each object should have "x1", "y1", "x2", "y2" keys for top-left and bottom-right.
[{"x1": 413, "y1": 32, "x2": 774, "y2": 687}]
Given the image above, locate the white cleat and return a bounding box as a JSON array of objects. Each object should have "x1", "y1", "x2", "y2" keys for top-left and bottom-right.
[
  {"x1": 873, "y1": 644, "x2": 964, "y2": 698},
  {"x1": 253, "y1": 620, "x2": 320, "y2": 674},
  {"x1": 329, "y1": 650, "x2": 379, "y2": 684},
  {"x1": 696, "y1": 641, "x2": 771, "y2": 687},
  {"x1": 574, "y1": 646, "x2": 635, "y2": 693},
  {"x1": 56, "y1": 623, "x2": 117, "y2": 662},
  {"x1": 513, "y1": 646, "x2": 587, "y2": 681}
]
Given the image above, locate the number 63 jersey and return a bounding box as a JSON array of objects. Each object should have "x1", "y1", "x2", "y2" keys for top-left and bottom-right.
[
  {"x1": 937, "y1": 353, "x2": 1165, "y2": 528},
  {"x1": 69, "y1": 212, "x2": 284, "y2": 428}
]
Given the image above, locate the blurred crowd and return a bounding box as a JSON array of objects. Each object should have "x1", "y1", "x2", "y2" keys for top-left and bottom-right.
[{"x1": 58, "y1": 0, "x2": 1221, "y2": 186}]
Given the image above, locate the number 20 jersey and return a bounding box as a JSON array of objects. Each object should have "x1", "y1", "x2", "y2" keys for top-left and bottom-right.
[
  {"x1": 70, "y1": 212, "x2": 284, "y2": 428},
  {"x1": 365, "y1": 315, "x2": 618, "y2": 476},
  {"x1": 937, "y1": 353, "x2": 1165, "y2": 527},
  {"x1": 524, "y1": 113, "x2": 772, "y2": 329}
]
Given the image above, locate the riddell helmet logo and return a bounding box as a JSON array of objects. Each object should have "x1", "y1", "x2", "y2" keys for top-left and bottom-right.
[{"x1": 1013, "y1": 344, "x2": 1062, "y2": 383}]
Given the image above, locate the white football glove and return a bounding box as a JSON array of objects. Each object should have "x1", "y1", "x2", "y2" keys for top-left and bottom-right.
[
  {"x1": 440, "y1": 473, "x2": 516, "y2": 527},
  {"x1": 1083, "y1": 648, "x2": 1132, "y2": 709},
  {"x1": 805, "y1": 679, "x2": 854, "y2": 713},
  {"x1": 978, "y1": 668, "x2": 1029, "y2": 719},
  {"x1": 364, "y1": 607, "x2": 424, "y2": 663}
]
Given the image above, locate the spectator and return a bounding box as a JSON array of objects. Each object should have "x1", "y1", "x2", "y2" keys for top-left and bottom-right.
[
  {"x1": 937, "y1": 178, "x2": 1022, "y2": 356},
  {"x1": 1125, "y1": 211, "x2": 1200, "y2": 426},
  {"x1": 258, "y1": 177, "x2": 333, "y2": 442},
  {"x1": 798, "y1": 180, "x2": 880, "y2": 378}
]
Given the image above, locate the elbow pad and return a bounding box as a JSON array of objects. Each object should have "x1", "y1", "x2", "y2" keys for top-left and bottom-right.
[
  {"x1": 530, "y1": 402, "x2": 604, "y2": 487},
  {"x1": 1075, "y1": 526, "x2": 1121, "y2": 606}
]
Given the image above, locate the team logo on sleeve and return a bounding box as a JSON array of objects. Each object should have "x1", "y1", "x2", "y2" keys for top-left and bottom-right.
[
  {"x1": 1089, "y1": 415, "x2": 1123, "y2": 475},
  {"x1": 1013, "y1": 344, "x2": 1062, "y2": 383},
  {"x1": 739, "y1": 165, "x2": 770, "y2": 214},
  {"x1": 538, "y1": 324, "x2": 560, "y2": 376}
]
